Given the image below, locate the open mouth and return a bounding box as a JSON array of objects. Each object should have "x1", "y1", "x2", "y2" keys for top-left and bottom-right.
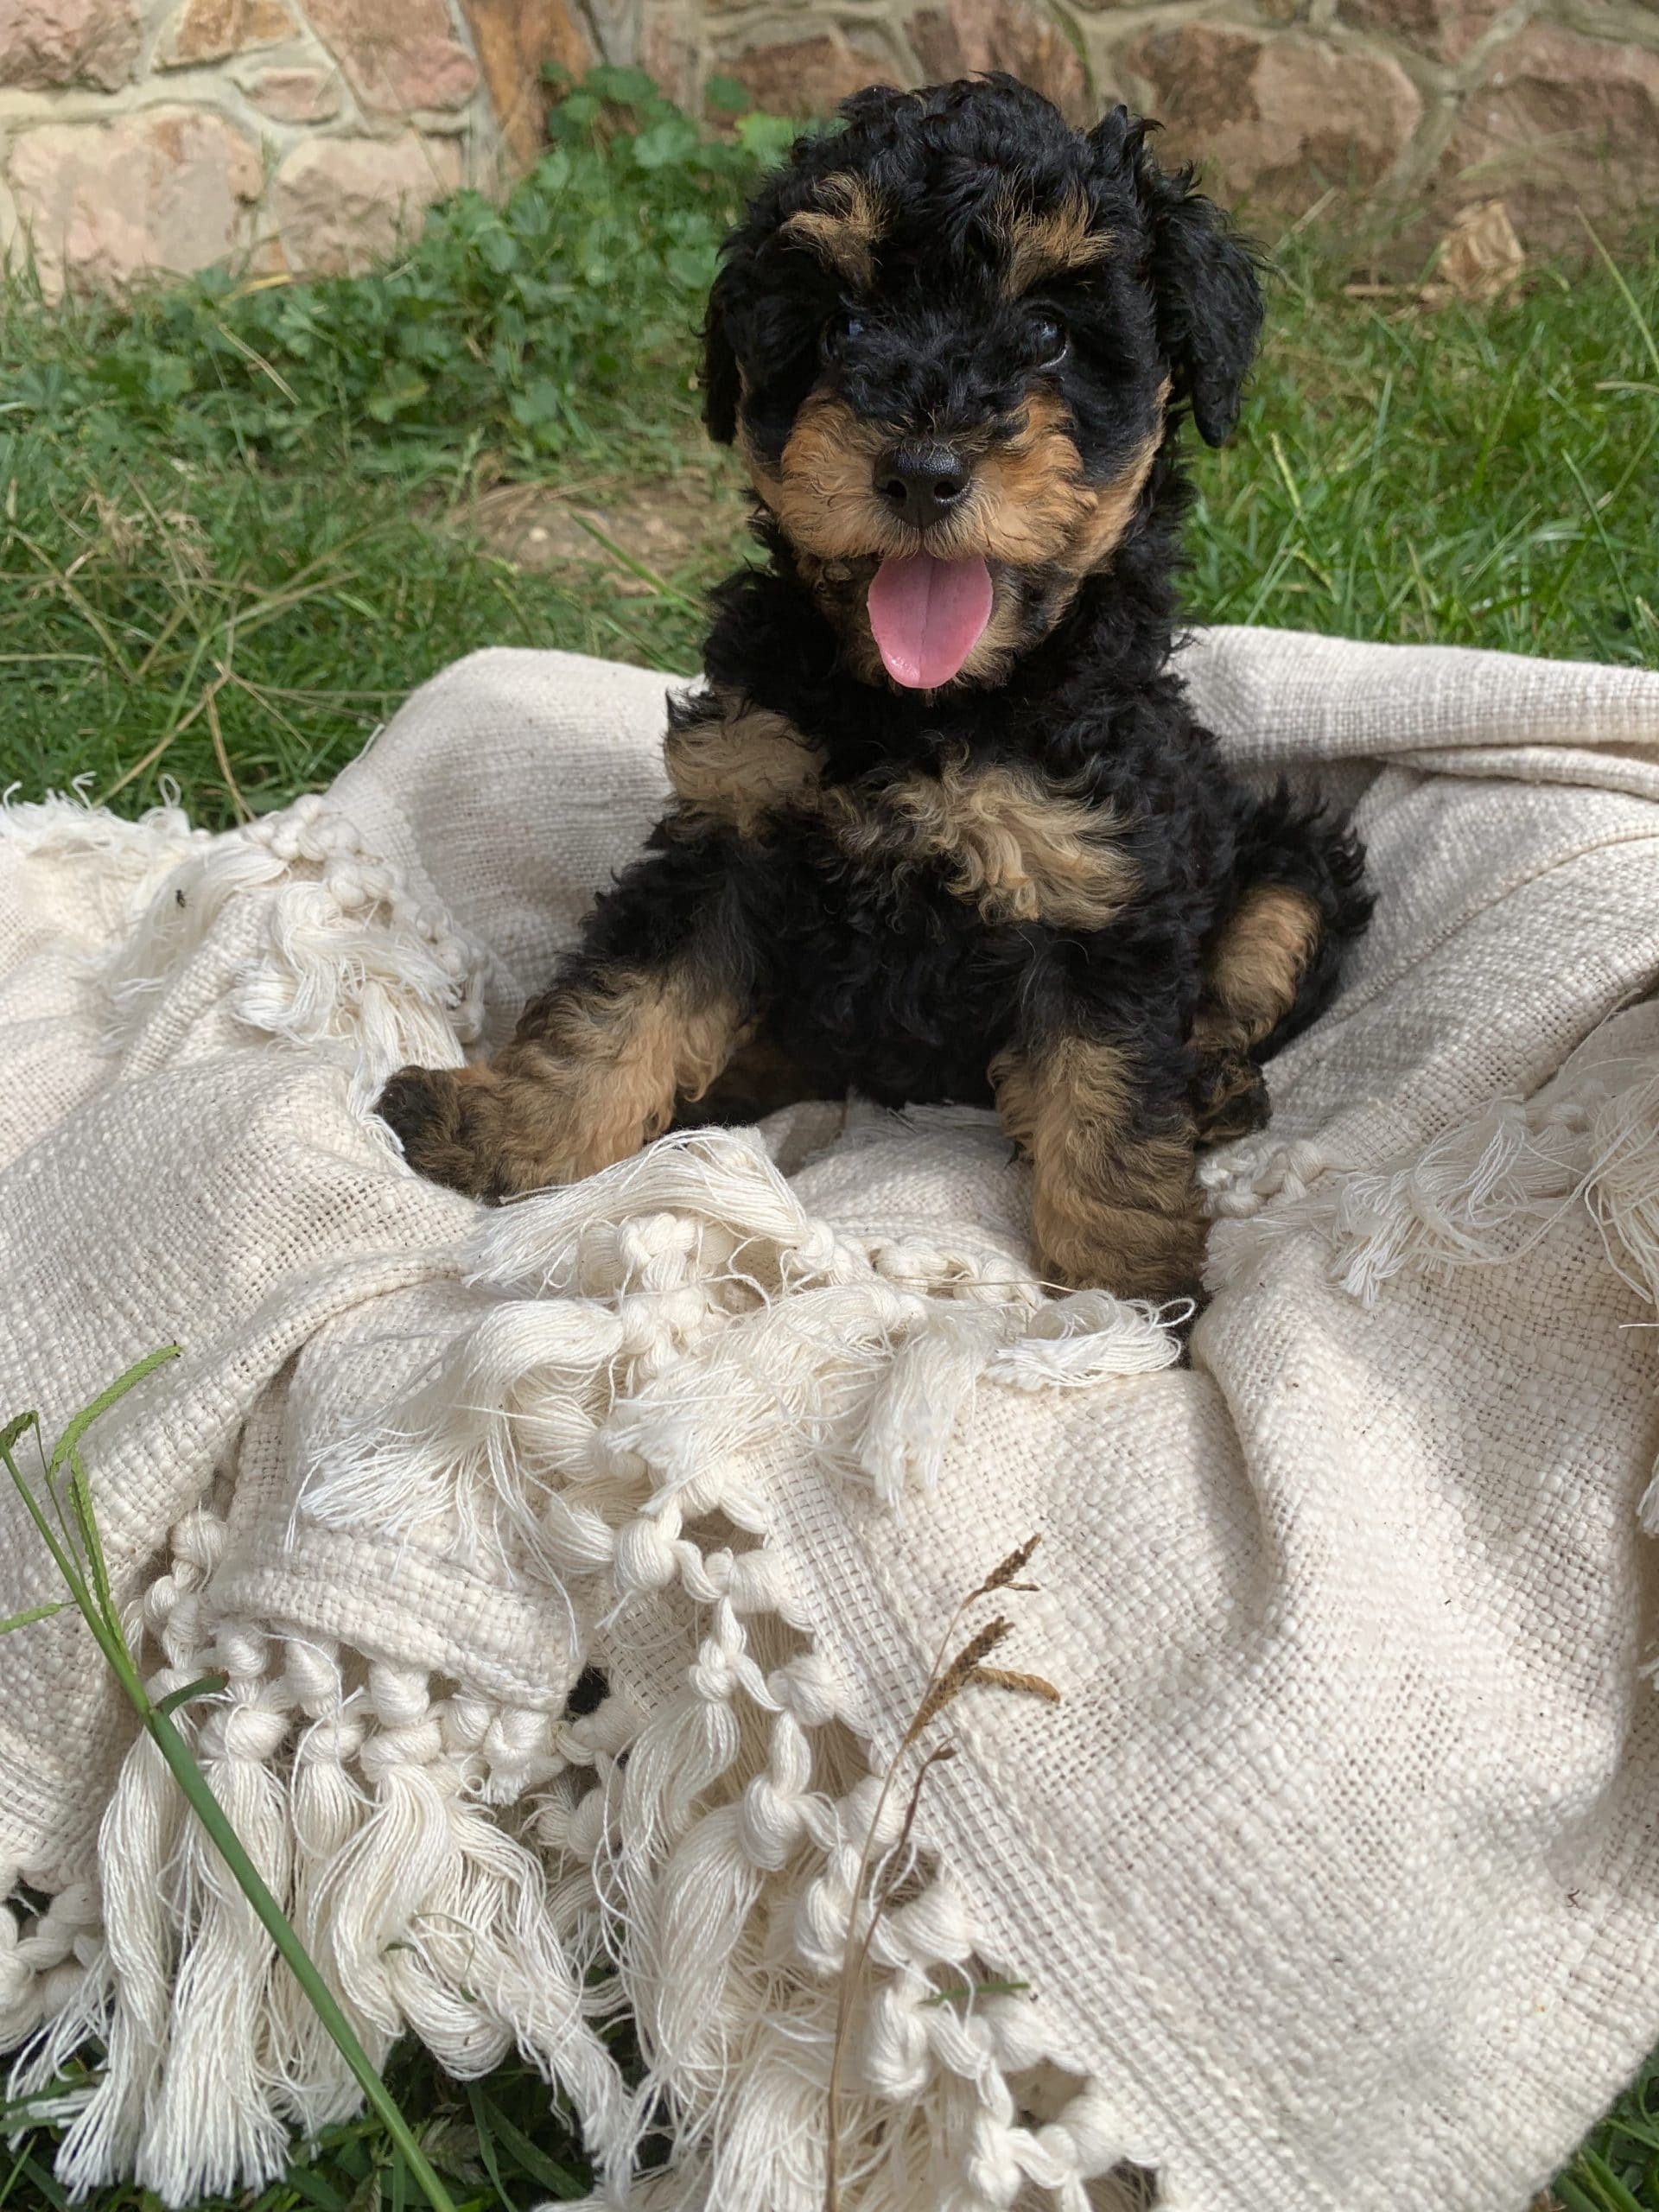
[{"x1": 867, "y1": 552, "x2": 994, "y2": 690}]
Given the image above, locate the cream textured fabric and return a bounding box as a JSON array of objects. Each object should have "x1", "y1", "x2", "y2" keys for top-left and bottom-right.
[{"x1": 3, "y1": 627, "x2": 1659, "y2": 2212}]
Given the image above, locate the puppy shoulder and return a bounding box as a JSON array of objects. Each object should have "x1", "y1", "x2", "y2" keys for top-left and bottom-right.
[{"x1": 664, "y1": 684, "x2": 826, "y2": 837}]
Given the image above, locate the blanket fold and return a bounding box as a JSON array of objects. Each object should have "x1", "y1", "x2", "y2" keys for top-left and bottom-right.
[{"x1": 4, "y1": 627, "x2": 1659, "y2": 2212}]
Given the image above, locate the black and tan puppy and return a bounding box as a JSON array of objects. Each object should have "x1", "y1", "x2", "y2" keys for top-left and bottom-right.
[{"x1": 379, "y1": 74, "x2": 1370, "y2": 1300}]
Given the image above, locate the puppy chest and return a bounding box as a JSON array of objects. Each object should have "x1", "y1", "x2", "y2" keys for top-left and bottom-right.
[
  {"x1": 758, "y1": 887, "x2": 1024, "y2": 1106},
  {"x1": 671, "y1": 710, "x2": 1136, "y2": 935},
  {"x1": 817, "y1": 758, "x2": 1136, "y2": 932},
  {"x1": 746, "y1": 796, "x2": 1074, "y2": 1104}
]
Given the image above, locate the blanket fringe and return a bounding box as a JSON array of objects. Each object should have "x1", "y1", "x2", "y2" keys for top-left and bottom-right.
[
  {"x1": 299, "y1": 1128, "x2": 1171, "y2": 2209},
  {"x1": 0, "y1": 785, "x2": 210, "y2": 954},
  {"x1": 1204, "y1": 1064, "x2": 1659, "y2": 1312},
  {"x1": 7, "y1": 1499, "x2": 634, "y2": 2200},
  {"x1": 9, "y1": 1125, "x2": 1178, "y2": 2205},
  {"x1": 1, "y1": 774, "x2": 478, "y2": 1106},
  {"x1": 92, "y1": 790, "x2": 487, "y2": 1102},
  {"x1": 304, "y1": 1129, "x2": 1182, "y2": 1535}
]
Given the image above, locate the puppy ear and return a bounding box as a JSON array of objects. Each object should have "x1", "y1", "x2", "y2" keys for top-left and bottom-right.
[
  {"x1": 701, "y1": 264, "x2": 741, "y2": 447},
  {"x1": 1096, "y1": 109, "x2": 1264, "y2": 447},
  {"x1": 1147, "y1": 163, "x2": 1262, "y2": 445}
]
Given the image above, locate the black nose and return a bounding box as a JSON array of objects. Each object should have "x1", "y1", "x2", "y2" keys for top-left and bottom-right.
[{"x1": 874, "y1": 444, "x2": 971, "y2": 530}]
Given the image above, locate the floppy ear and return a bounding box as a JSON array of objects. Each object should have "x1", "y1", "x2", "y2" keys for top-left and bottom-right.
[
  {"x1": 701, "y1": 264, "x2": 741, "y2": 447},
  {"x1": 702, "y1": 112, "x2": 847, "y2": 447},
  {"x1": 1094, "y1": 109, "x2": 1264, "y2": 447}
]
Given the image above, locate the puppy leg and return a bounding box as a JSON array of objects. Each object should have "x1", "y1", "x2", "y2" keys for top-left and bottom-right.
[
  {"x1": 1192, "y1": 792, "x2": 1371, "y2": 1142},
  {"x1": 378, "y1": 849, "x2": 752, "y2": 1200},
  {"x1": 994, "y1": 1020, "x2": 1205, "y2": 1303},
  {"x1": 671, "y1": 1034, "x2": 821, "y2": 1129},
  {"x1": 1190, "y1": 880, "x2": 1315, "y2": 1142}
]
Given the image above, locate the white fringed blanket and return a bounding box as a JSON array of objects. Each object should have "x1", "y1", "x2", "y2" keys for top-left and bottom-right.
[{"x1": 4, "y1": 629, "x2": 1659, "y2": 2212}]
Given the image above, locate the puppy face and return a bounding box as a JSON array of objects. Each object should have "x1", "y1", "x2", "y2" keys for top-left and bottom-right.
[{"x1": 704, "y1": 76, "x2": 1262, "y2": 691}]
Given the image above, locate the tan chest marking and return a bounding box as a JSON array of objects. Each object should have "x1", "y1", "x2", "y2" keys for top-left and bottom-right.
[
  {"x1": 664, "y1": 700, "x2": 825, "y2": 836},
  {"x1": 825, "y1": 758, "x2": 1136, "y2": 931}
]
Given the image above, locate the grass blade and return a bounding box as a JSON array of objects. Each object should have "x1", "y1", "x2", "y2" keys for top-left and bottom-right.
[
  {"x1": 464, "y1": 2089, "x2": 588, "y2": 2200},
  {"x1": 463, "y1": 2084, "x2": 515, "y2": 2212},
  {"x1": 563, "y1": 509, "x2": 703, "y2": 615},
  {"x1": 5, "y1": 1369, "x2": 461, "y2": 2212},
  {"x1": 0, "y1": 1600, "x2": 67, "y2": 1636},
  {"x1": 45, "y1": 1344, "x2": 180, "y2": 1478},
  {"x1": 155, "y1": 1669, "x2": 229, "y2": 1716}
]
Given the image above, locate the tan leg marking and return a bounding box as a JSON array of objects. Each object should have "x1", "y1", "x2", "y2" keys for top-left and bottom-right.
[
  {"x1": 677, "y1": 1034, "x2": 821, "y2": 1124},
  {"x1": 824, "y1": 755, "x2": 1135, "y2": 931},
  {"x1": 1190, "y1": 883, "x2": 1323, "y2": 1144},
  {"x1": 994, "y1": 1036, "x2": 1204, "y2": 1300},
  {"x1": 1196, "y1": 882, "x2": 1323, "y2": 1052},
  {"x1": 664, "y1": 696, "x2": 824, "y2": 836},
  {"x1": 379, "y1": 964, "x2": 743, "y2": 1200}
]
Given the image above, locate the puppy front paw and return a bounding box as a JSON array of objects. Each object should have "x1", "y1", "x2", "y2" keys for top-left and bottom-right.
[
  {"x1": 376, "y1": 1063, "x2": 504, "y2": 1199},
  {"x1": 378, "y1": 1050, "x2": 651, "y2": 1199},
  {"x1": 1192, "y1": 1048, "x2": 1269, "y2": 1145},
  {"x1": 1032, "y1": 1195, "x2": 1207, "y2": 1305}
]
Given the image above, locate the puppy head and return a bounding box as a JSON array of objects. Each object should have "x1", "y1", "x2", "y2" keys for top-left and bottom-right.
[{"x1": 704, "y1": 76, "x2": 1262, "y2": 691}]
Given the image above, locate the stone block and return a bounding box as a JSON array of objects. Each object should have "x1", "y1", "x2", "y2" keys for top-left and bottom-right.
[
  {"x1": 727, "y1": 31, "x2": 894, "y2": 115},
  {"x1": 305, "y1": 0, "x2": 480, "y2": 114},
  {"x1": 1124, "y1": 25, "x2": 1421, "y2": 216},
  {"x1": 271, "y1": 131, "x2": 463, "y2": 272},
  {"x1": 1339, "y1": 0, "x2": 1507, "y2": 63},
  {"x1": 908, "y1": 0, "x2": 1088, "y2": 121},
  {"x1": 240, "y1": 63, "x2": 343, "y2": 120},
  {"x1": 157, "y1": 0, "x2": 297, "y2": 68},
  {"x1": 1435, "y1": 23, "x2": 1659, "y2": 251},
  {"x1": 8, "y1": 105, "x2": 261, "y2": 296},
  {"x1": 0, "y1": 0, "x2": 140, "y2": 92},
  {"x1": 643, "y1": 2, "x2": 696, "y2": 110},
  {"x1": 459, "y1": 0, "x2": 592, "y2": 168}
]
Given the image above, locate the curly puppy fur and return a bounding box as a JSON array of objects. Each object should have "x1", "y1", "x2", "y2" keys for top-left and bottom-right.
[{"x1": 380, "y1": 76, "x2": 1371, "y2": 1300}]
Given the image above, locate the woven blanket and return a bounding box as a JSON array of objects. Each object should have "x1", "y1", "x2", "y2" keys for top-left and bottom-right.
[{"x1": 4, "y1": 629, "x2": 1659, "y2": 2212}]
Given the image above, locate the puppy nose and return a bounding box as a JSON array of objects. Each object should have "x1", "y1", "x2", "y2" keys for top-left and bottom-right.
[{"x1": 874, "y1": 444, "x2": 971, "y2": 529}]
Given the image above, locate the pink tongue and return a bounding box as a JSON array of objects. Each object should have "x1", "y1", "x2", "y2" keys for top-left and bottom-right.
[{"x1": 868, "y1": 554, "x2": 994, "y2": 690}]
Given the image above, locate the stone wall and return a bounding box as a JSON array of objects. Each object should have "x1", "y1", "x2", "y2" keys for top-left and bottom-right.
[
  {"x1": 0, "y1": 0, "x2": 588, "y2": 290},
  {"x1": 632, "y1": 0, "x2": 1659, "y2": 260},
  {"x1": 3, "y1": 0, "x2": 1654, "y2": 292}
]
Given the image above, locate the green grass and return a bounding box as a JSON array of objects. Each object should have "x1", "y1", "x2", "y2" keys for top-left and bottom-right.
[
  {"x1": 1195, "y1": 233, "x2": 1659, "y2": 664},
  {"x1": 0, "y1": 444, "x2": 716, "y2": 817},
  {"x1": 1, "y1": 2045, "x2": 597, "y2": 2210},
  {"x1": 0, "y1": 68, "x2": 1656, "y2": 2212},
  {"x1": 1559, "y1": 2050, "x2": 1659, "y2": 2212}
]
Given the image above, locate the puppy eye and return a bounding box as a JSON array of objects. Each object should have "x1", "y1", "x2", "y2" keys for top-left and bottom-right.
[
  {"x1": 823, "y1": 306, "x2": 865, "y2": 358},
  {"x1": 1027, "y1": 312, "x2": 1068, "y2": 370}
]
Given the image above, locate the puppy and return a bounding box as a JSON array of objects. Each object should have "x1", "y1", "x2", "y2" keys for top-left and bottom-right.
[{"x1": 378, "y1": 74, "x2": 1370, "y2": 1301}]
